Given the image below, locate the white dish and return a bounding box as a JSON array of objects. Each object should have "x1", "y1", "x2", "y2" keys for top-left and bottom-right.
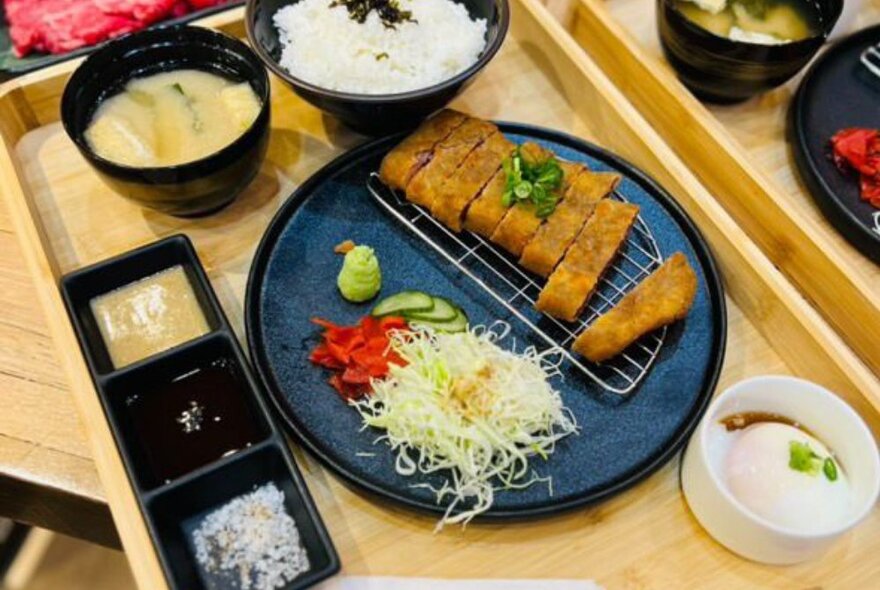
[{"x1": 681, "y1": 375, "x2": 880, "y2": 564}]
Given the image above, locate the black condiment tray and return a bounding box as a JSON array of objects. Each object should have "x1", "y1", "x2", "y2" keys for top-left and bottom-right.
[{"x1": 59, "y1": 234, "x2": 339, "y2": 590}]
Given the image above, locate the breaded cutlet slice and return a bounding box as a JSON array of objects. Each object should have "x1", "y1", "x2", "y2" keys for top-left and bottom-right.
[
  {"x1": 535, "y1": 199, "x2": 639, "y2": 322},
  {"x1": 520, "y1": 169, "x2": 620, "y2": 277},
  {"x1": 490, "y1": 143, "x2": 567, "y2": 256},
  {"x1": 430, "y1": 132, "x2": 515, "y2": 231},
  {"x1": 572, "y1": 252, "x2": 697, "y2": 363},
  {"x1": 378, "y1": 109, "x2": 468, "y2": 191},
  {"x1": 405, "y1": 118, "x2": 498, "y2": 208},
  {"x1": 463, "y1": 167, "x2": 509, "y2": 238}
]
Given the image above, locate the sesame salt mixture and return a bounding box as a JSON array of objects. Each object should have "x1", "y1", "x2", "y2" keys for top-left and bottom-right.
[
  {"x1": 176, "y1": 400, "x2": 206, "y2": 434},
  {"x1": 192, "y1": 483, "x2": 310, "y2": 590}
]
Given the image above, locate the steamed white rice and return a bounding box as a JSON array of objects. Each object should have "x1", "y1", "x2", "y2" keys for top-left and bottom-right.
[{"x1": 273, "y1": 0, "x2": 488, "y2": 94}]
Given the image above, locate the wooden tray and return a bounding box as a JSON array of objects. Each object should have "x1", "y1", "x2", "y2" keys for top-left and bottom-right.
[
  {"x1": 1, "y1": 2, "x2": 879, "y2": 588},
  {"x1": 551, "y1": 0, "x2": 880, "y2": 379}
]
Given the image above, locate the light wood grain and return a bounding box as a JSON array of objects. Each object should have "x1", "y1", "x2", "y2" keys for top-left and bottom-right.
[
  {"x1": 1, "y1": 2, "x2": 880, "y2": 589},
  {"x1": 559, "y1": 0, "x2": 880, "y2": 380},
  {"x1": 0, "y1": 162, "x2": 115, "y2": 548},
  {"x1": 7, "y1": 533, "x2": 134, "y2": 590}
]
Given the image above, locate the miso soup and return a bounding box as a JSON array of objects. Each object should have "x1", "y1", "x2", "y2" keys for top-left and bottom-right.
[
  {"x1": 85, "y1": 69, "x2": 261, "y2": 168},
  {"x1": 673, "y1": 0, "x2": 821, "y2": 45}
]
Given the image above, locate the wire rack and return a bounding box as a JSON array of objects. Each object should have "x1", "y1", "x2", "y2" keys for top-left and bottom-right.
[
  {"x1": 862, "y1": 42, "x2": 880, "y2": 80},
  {"x1": 366, "y1": 172, "x2": 666, "y2": 395}
]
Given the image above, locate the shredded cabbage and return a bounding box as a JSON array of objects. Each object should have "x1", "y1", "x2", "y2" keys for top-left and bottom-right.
[{"x1": 351, "y1": 322, "x2": 577, "y2": 530}]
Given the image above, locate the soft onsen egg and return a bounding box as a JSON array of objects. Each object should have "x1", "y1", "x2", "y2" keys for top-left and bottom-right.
[{"x1": 724, "y1": 423, "x2": 851, "y2": 534}]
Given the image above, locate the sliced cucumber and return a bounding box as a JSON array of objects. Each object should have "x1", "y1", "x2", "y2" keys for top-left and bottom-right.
[
  {"x1": 406, "y1": 296, "x2": 457, "y2": 322},
  {"x1": 372, "y1": 290, "x2": 434, "y2": 317},
  {"x1": 374, "y1": 292, "x2": 468, "y2": 332},
  {"x1": 411, "y1": 307, "x2": 469, "y2": 333}
]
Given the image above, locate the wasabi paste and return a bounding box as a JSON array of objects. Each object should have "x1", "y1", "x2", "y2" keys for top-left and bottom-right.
[{"x1": 337, "y1": 245, "x2": 381, "y2": 302}]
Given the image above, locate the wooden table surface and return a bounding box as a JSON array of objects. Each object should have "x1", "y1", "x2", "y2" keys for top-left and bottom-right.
[{"x1": 0, "y1": 199, "x2": 117, "y2": 547}]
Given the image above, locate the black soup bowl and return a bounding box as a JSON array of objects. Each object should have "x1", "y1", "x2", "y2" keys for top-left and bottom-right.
[
  {"x1": 657, "y1": 0, "x2": 842, "y2": 103},
  {"x1": 246, "y1": 0, "x2": 509, "y2": 135},
  {"x1": 61, "y1": 26, "x2": 271, "y2": 218}
]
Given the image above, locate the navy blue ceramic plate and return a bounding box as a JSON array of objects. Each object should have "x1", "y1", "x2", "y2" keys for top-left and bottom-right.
[
  {"x1": 790, "y1": 24, "x2": 880, "y2": 263},
  {"x1": 246, "y1": 123, "x2": 726, "y2": 519}
]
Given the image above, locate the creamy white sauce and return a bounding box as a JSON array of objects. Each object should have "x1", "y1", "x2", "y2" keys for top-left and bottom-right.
[{"x1": 90, "y1": 266, "x2": 209, "y2": 368}]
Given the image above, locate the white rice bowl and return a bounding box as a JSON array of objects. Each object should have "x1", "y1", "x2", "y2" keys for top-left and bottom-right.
[{"x1": 273, "y1": 0, "x2": 488, "y2": 94}]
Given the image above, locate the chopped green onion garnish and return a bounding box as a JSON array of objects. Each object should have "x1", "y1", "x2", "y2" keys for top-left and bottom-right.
[
  {"x1": 823, "y1": 457, "x2": 839, "y2": 482},
  {"x1": 789, "y1": 440, "x2": 821, "y2": 475},
  {"x1": 500, "y1": 147, "x2": 565, "y2": 217},
  {"x1": 789, "y1": 440, "x2": 839, "y2": 481},
  {"x1": 514, "y1": 181, "x2": 533, "y2": 199}
]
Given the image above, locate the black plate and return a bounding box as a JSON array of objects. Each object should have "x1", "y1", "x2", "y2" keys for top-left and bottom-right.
[
  {"x1": 790, "y1": 24, "x2": 880, "y2": 263},
  {"x1": 245, "y1": 123, "x2": 727, "y2": 520},
  {"x1": 0, "y1": 1, "x2": 243, "y2": 82}
]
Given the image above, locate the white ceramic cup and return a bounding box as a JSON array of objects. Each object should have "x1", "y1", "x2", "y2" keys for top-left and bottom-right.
[{"x1": 681, "y1": 375, "x2": 880, "y2": 564}]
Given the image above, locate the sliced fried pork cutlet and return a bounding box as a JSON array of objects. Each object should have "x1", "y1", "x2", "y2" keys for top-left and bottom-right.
[
  {"x1": 492, "y1": 200, "x2": 543, "y2": 255},
  {"x1": 557, "y1": 161, "x2": 585, "y2": 194},
  {"x1": 573, "y1": 252, "x2": 698, "y2": 363},
  {"x1": 490, "y1": 143, "x2": 566, "y2": 256},
  {"x1": 462, "y1": 168, "x2": 509, "y2": 238},
  {"x1": 431, "y1": 133, "x2": 515, "y2": 231},
  {"x1": 405, "y1": 118, "x2": 498, "y2": 208},
  {"x1": 535, "y1": 199, "x2": 639, "y2": 322},
  {"x1": 378, "y1": 110, "x2": 469, "y2": 191},
  {"x1": 520, "y1": 169, "x2": 620, "y2": 277}
]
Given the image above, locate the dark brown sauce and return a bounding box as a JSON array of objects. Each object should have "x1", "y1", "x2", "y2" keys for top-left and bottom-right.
[
  {"x1": 125, "y1": 357, "x2": 266, "y2": 486},
  {"x1": 719, "y1": 411, "x2": 813, "y2": 436}
]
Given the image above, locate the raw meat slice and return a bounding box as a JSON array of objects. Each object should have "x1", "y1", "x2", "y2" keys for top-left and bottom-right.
[
  {"x1": 95, "y1": 0, "x2": 178, "y2": 22},
  {"x1": 6, "y1": 0, "x2": 228, "y2": 57}
]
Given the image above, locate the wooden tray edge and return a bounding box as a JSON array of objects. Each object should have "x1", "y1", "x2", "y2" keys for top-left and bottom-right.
[
  {"x1": 0, "y1": 85, "x2": 170, "y2": 590},
  {"x1": 520, "y1": 0, "x2": 880, "y2": 427},
  {"x1": 560, "y1": 0, "x2": 880, "y2": 379},
  {"x1": 0, "y1": 8, "x2": 250, "y2": 590}
]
